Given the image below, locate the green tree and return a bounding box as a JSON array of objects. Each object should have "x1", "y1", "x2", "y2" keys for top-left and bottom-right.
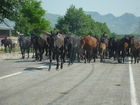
[
  {"x1": 0, "y1": 0, "x2": 23, "y2": 22},
  {"x1": 15, "y1": 0, "x2": 51, "y2": 35},
  {"x1": 56, "y1": 5, "x2": 111, "y2": 37}
]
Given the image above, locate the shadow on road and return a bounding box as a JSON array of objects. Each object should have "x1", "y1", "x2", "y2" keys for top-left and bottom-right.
[{"x1": 24, "y1": 67, "x2": 44, "y2": 71}]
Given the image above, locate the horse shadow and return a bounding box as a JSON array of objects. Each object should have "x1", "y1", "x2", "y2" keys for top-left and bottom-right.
[
  {"x1": 24, "y1": 67, "x2": 44, "y2": 71},
  {"x1": 24, "y1": 61, "x2": 57, "y2": 71},
  {"x1": 101, "y1": 58, "x2": 130, "y2": 64}
]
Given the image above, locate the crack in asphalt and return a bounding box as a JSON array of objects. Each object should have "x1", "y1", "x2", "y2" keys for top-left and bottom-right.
[{"x1": 47, "y1": 63, "x2": 95, "y2": 105}]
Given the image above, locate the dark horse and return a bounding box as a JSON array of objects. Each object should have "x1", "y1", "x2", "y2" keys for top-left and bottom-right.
[
  {"x1": 18, "y1": 35, "x2": 32, "y2": 59},
  {"x1": 1, "y1": 38, "x2": 13, "y2": 53},
  {"x1": 116, "y1": 36, "x2": 132, "y2": 63},
  {"x1": 108, "y1": 37, "x2": 117, "y2": 60},
  {"x1": 64, "y1": 35, "x2": 81, "y2": 65},
  {"x1": 47, "y1": 32, "x2": 65, "y2": 70},
  {"x1": 31, "y1": 33, "x2": 50, "y2": 61}
]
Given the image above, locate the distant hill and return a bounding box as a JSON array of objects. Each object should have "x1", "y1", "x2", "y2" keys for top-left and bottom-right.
[
  {"x1": 45, "y1": 12, "x2": 140, "y2": 34},
  {"x1": 45, "y1": 13, "x2": 62, "y2": 28},
  {"x1": 86, "y1": 12, "x2": 140, "y2": 34}
]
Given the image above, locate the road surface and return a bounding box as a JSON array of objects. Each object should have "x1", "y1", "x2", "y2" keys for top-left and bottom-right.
[{"x1": 0, "y1": 57, "x2": 140, "y2": 105}]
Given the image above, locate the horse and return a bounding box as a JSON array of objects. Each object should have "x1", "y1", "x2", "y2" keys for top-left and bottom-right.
[
  {"x1": 99, "y1": 36, "x2": 109, "y2": 62},
  {"x1": 48, "y1": 32, "x2": 65, "y2": 70},
  {"x1": 131, "y1": 39, "x2": 140, "y2": 63},
  {"x1": 108, "y1": 37, "x2": 117, "y2": 60},
  {"x1": 116, "y1": 35, "x2": 132, "y2": 63},
  {"x1": 18, "y1": 35, "x2": 32, "y2": 59},
  {"x1": 80, "y1": 35, "x2": 98, "y2": 63},
  {"x1": 1, "y1": 38, "x2": 13, "y2": 53},
  {"x1": 99, "y1": 42, "x2": 107, "y2": 62},
  {"x1": 64, "y1": 35, "x2": 81, "y2": 65},
  {"x1": 31, "y1": 33, "x2": 50, "y2": 61}
]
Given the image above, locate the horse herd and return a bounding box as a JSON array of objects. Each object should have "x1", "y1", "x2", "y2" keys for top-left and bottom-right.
[{"x1": 1, "y1": 32, "x2": 140, "y2": 70}]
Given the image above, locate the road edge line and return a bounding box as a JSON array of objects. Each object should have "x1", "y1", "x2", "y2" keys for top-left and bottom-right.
[
  {"x1": 129, "y1": 62, "x2": 139, "y2": 105},
  {"x1": 0, "y1": 72, "x2": 22, "y2": 80}
]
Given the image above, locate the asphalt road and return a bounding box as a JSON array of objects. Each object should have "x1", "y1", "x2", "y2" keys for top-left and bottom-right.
[{"x1": 0, "y1": 57, "x2": 140, "y2": 105}]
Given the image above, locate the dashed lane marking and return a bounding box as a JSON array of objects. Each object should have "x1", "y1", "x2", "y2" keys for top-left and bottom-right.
[{"x1": 0, "y1": 72, "x2": 23, "y2": 80}]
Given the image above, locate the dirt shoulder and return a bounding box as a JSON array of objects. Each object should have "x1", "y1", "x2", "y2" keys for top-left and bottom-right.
[{"x1": 0, "y1": 52, "x2": 21, "y2": 60}]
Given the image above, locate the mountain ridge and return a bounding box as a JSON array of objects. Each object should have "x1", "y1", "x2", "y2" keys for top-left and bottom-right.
[{"x1": 46, "y1": 12, "x2": 140, "y2": 34}]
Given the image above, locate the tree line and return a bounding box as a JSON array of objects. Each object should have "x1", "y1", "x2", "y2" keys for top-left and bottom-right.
[{"x1": 0, "y1": 0, "x2": 112, "y2": 37}]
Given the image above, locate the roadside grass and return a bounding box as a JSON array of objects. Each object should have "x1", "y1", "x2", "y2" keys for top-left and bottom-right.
[{"x1": 0, "y1": 47, "x2": 20, "y2": 53}]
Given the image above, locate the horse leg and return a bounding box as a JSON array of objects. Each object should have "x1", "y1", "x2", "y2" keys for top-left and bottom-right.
[
  {"x1": 68, "y1": 50, "x2": 71, "y2": 65},
  {"x1": 35, "y1": 48, "x2": 38, "y2": 60},
  {"x1": 32, "y1": 48, "x2": 35, "y2": 58},
  {"x1": 89, "y1": 49, "x2": 93, "y2": 63},
  {"x1": 48, "y1": 49, "x2": 52, "y2": 71},
  {"x1": 60, "y1": 49, "x2": 64, "y2": 69},
  {"x1": 87, "y1": 51, "x2": 90, "y2": 63},
  {"x1": 21, "y1": 49, "x2": 25, "y2": 59},
  {"x1": 134, "y1": 56, "x2": 137, "y2": 64},
  {"x1": 38, "y1": 48, "x2": 43, "y2": 61},
  {"x1": 92, "y1": 52, "x2": 96, "y2": 62},
  {"x1": 8, "y1": 45, "x2": 10, "y2": 53},
  {"x1": 100, "y1": 55, "x2": 102, "y2": 62},
  {"x1": 27, "y1": 49, "x2": 30, "y2": 58},
  {"x1": 84, "y1": 51, "x2": 87, "y2": 63},
  {"x1": 137, "y1": 58, "x2": 139, "y2": 63},
  {"x1": 68, "y1": 48, "x2": 73, "y2": 65},
  {"x1": 56, "y1": 49, "x2": 59, "y2": 70},
  {"x1": 9, "y1": 44, "x2": 12, "y2": 53},
  {"x1": 72, "y1": 48, "x2": 76, "y2": 64},
  {"x1": 100, "y1": 49, "x2": 103, "y2": 62},
  {"x1": 131, "y1": 56, "x2": 133, "y2": 64},
  {"x1": 102, "y1": 50, "x2": 104, "y2": 63},
  {"x1": 4, "y1": 46, "x2": 7, "y2": 53}
]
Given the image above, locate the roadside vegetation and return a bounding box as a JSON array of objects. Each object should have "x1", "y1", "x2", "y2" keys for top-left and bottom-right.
[{"x1": 0, "y1": 0, "x2": 139, "y2": 53}]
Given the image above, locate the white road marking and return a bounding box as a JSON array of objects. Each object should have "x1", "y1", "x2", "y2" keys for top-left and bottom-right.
[
  {"x1": 0, "y1": 72, "x2": 22, "y2": 80},
  {"x1": 129, "y1": 63, "x2": 139, "y2": 105},
  {"x1": 0, "y1": 66, "x2": 47, "y2": 80},
  {"x1": 37, "y1": 66, "x2": 47, "y2": 69}
]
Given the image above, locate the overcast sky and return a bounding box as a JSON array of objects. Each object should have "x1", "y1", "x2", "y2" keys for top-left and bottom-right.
[{"x1": 41, "y1": 0, "x2": 140, "y2": 16}]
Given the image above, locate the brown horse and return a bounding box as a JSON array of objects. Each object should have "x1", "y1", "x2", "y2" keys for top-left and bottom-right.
[
  {"x1": 99, "y1": 36, "x2": 109, "y2": 62},
  {"x1": 131, "y1": 40, "x2": 140, "y2": 63},
  {"x1": 80, "y1": 35, "x2": 97, "y2": 63},
  {"x1": 99, "y1": 42, "x2": 107, "y2": 62}
]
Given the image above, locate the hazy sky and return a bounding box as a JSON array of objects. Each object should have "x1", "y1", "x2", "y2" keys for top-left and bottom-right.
[{"x1": 41, "y1": 0, "x2": 140, "y2": 16}]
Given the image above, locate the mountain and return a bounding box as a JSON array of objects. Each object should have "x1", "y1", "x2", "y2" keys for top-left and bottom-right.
[
  {"x1": 86, "y1": 12, "x2": 140, "y2": 34},
  {"x1": 45, "y1": 12, "x2": 140, "y2": 34},
  {"x1": 45, "y1": 13, "x2": 62, "y2": 28}
]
